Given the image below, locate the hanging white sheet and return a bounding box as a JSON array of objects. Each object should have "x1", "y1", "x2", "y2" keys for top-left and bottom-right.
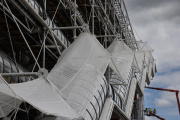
[
  {"x1": 134, "y1": 51, "x2": 145, "y2": 72},
  {"x1": 0, "y1": 92, "x2": 21, "y2": 118},
  {"x1": 47, "y1": 31, "x2": 111, "y2": 116},
  {"x1": 107, "y1": 41, "x2": 134, "y2": 85},
  {"x1": 0, "y1": 76, "x2": 81, "y2": 119}
]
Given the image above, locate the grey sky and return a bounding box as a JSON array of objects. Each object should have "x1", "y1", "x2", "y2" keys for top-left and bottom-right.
[{"x1": 125, "y1": 0, "x2": 180, "y2": 119}]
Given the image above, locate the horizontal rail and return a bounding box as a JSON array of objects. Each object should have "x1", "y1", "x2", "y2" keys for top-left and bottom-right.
[{"x1": 0, "y1": 72, "x2": 40, "y2": 76}]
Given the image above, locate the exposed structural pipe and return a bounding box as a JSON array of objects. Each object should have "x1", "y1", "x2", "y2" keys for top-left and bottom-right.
[
  {"x1": 74, "y1": 0, "x2": 77, "y2": 38},
  {"x1": 0, "y1": 72, "x2": 40, "y2": 76},
  {"x1": 8, "y1": 0, "x2": 38, "y2": 26},
  {"x1": 20, "y1": 0, "x2": 66, "y2": 49},
  {"x1": 147, "y1": 113, "x2": 166, "y2": 120},
  {"x1": 121, "y1": 0, "x2": 138, "y2": 49},
  {"x1": 92, "y1": 0, "x2": 95, "y2": 35},
  {"x1": 51, "y1": 26, "x2": 83, "y2": 30},
  {"x1": 145, "y1": 86, "x2": 180, "y2": 115},
  {"x1": 0, "y1": 2, "x2": 32, "y2": 33},
  {"x1": 153, "y1": 114, "x2": 166, "y2": 120},
  {"x1": 3, "y1": 0, "x2": 41, "y2": 69},
  {"x1": 96, "y1": 35, "x2": 117, "y2": 38}
]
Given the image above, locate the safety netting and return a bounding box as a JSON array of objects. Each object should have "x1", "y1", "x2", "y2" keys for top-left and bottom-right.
[
  {"x1": 136, "y1": 41, "x2": 156, "y2": 82},
  {"x1": 134, "y1": 51, "x2": 145, "y2": 72},
  {"x1": 0, "y1": 73, "x2": 22, "y2": 118},
  {"x1": 0, "y1": 92, "x2": 21, "y2": 118},
  {"x1": 0, "y1": 31, "x2": 111, "y2": 119},
  {"x1": 107, "y1": 40, "x2": 135, "y2": 85},
  {"x1": 47, "y1": 31, "x2": 111, "y2": 116},
  {"x1": 0, "y1": 76, "x2": 80, "y2": 119}
]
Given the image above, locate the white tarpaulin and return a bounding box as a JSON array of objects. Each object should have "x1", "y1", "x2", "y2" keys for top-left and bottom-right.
[
  {"x1": 0, "y1": 76, "x2": 81, "y2": 119},
  {"x1": 140, "y1": 69, "x2": 147, "y2": 92},
  {"x1": 136, "y1": 41, "x2": 153, "y2": 51},
  {"x1": 134, "y1": 51, "x2": 145, "y2": 72},
  {"x1": 137, "y1": 41, "x2": 156, "y2": 81},
  {"x1": 48, "y1": 31, "x2": 111, "y2": 116},
  {"x1": 0, "y1": 75, "x2": 22, "y2": 118},
  {"x1": 153, "y1": 61, "x2": 157, "y2": 74},
  {"x1": 107, "y1": 41, "x2": 134, "y2": 85},
  {"x1": 0, "y1": 31, "x2": 111, "y2": 119},
  {"x1": 0, "y1": 93, "x2": 21, "y2": 118}
]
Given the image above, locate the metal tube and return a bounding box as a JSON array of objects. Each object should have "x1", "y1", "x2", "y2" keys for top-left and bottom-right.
[
  {"x1": 43, "y1": 29, "x2": 46, "y2": 68},
  {"x1": 96, "y1": 35, "x2": 117, "y2": 38},
  {"x1": 49, "y1": 30, "x2": 61, "y2": 55},
  {"x1": 3, "y1": 0, "x2": 41, "y2": 69},
  {"x1": 104, "y1": 0, "x2": 107, "y2": 48},
  {"x1": 74, "y1": 0, "x2": 77, "y2": 39},
  {"x1": 20, "y1": 0, "x2": 67, "y2": 48},
  {"x1": 146, "y1": 86, "x2": 180, "y2": 115},
  {"x1": 0, "y1": 2, "x2": 32, "y2": 33},
  {"x1": 176, "y1": 92, "x2": 180, "y2": 115},
  {"x1": 92, "y1": 0, "x2": 94, "y2": 35},
  {"x1": 0, "y1": 72, "x2": 40, "y2": 76},
  {"x1": 51, "y1": 26, "x2": 82, "y2": 30}
]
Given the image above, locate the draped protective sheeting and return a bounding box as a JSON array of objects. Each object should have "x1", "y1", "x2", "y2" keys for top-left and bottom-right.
[
  {"x1": 107, "y1": 41, "x2": 134, "y2": 85},
  {"x1": 0, "y1": 93, "x2": 21, "y2": 118},
  {"x1": 134, "y1": 51, "x2": 145, "y2": 72},
  {"x1": 0, "y1": 31, "x2": 157, "y2": 119},
  {"x1": 153, "y1": 61, "x2": 157, "y2": 73},
  {"x1": 0, "y1": 31, "x2": 111, "y2": 119},
  {"x1": 48, "y1": 31, "x2": 111, "y2": 115},
  {"x1": 0, "y1": 76, "x2": 22, "y2": 118},
  {"x1": 136, "y1": 41, "x2": 156, "y2": 82},
  {"x1": 0, "y1": 76, "x2": 80, "y2": 119}
]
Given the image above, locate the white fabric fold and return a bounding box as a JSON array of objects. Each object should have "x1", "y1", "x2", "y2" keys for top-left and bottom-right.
[
  {"x1": 107, "y1": 41, "x2": 134, "y2": 85},
  {"x1": 0, "y1": 76, "x2": 80, "y2": 119},
  {"x1": 0, "y1": 75, "x2": 22, "y2": 118},
  {"x1": 47, "y1": 31, "x2": 111, "y2": 116},
  {"x1": 134, "y1": 51, "x2": 145, "y2": 72},
  {"x1": 0, "y1": 31, "x2": 111, "y2": 119},
  {"x1": 0, "y1": 92, "x2": 21, "y2": 118}
]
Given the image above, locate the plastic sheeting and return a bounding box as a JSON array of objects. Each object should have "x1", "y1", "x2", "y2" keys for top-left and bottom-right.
[
  {"x1": 48, "y1": 31, "x2": 111, "y2": 116},
  {"x1": 153, "y1": 61, "x2": 157, "y2": 74},
  {"x1": 136, "y1": 41, "x2": 153, "y2": 51},
  {"x1": 140, "y1": 70, "x2": 147, "y2": 93},
  {"x1": 137, "y1": 41, "x2": 156, "y2": 82},
  {"x1": 0, "y1": 31, "x2": 111, "y2": 119},
  {"x1": 0, "y1": 93, "x2": 21, "y2": 118},
  {"x1": 134, "y1": 51, "x2": 145, "y2": 72},
  {"x1": 0, "y1": 76, "x2": 81, "y2": 119},
  {"x1": 125, "y1": 77, "x2": 137, "y2": 119},
  {"x1": 107, "y1": 41, "x2": 134, "y2": 85}
]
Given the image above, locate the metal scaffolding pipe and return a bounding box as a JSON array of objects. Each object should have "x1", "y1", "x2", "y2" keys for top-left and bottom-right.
[
  {"x1": 0, "y1": 72, "x2": 40, "y2": 76},
  {"x1": 20, "y1": 0, "x2": 67, "y2": 48},
  {"x1": 51, "y1": 26, "x2": 82, "y2": 30},
  {"x1": 96, "y1": 35, "x2": 117, "y2": 38}
]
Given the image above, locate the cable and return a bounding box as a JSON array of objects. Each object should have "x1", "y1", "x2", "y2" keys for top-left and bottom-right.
[
  {"x1": 2, "y1": 0, "x2": 19, "y2": 73},
  {"x1": 132, "y1": 25, "x2": 141, "y2": 41}
]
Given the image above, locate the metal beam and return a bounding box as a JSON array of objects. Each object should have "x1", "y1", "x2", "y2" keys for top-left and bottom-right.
[
  {"x1": 20, "y1": 0, "x2": 67, "y2": 49},
  {"x1": 51, "y1": 26, "x2": 82, "y2": 30},
  {"x1": 0, "y1": 72, "x2": 40, "y2": 76}
]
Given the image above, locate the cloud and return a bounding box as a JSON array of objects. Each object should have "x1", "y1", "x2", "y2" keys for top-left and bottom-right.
[
  {"x1": 145, "y1": 116, "x2": 159, "y2": 120},
  {"x1": 126, "y1": 0, "x2": 180, "y2": 73},
  {"x1": 151, "y1": 70, "x2": 180, "y2": 87},
  {"x1": 155, "y1": 98, "x2": 172, "y2": 107},
  {"x1": 125, "y1": 0, "x2": 180, "y2": 119}
]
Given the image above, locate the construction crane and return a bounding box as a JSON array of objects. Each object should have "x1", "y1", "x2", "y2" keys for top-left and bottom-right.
[
  {"x1": 144, "y1": 108, "x2": 166, "y2": 120},
  {"x1": 145, "y1": 86, "x2": 180, "y2": 115}
]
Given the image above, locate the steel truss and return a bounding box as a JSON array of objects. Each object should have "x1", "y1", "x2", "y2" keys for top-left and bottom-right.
[{"x1": 0, "y1": 0, "x2": 141, "y2": 119}]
